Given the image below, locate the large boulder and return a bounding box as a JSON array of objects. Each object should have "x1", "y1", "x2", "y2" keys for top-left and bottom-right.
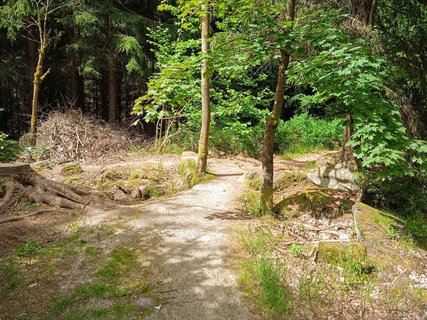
[
  {"x1": 307, "y1": 161, "x2": 359, "y2": 192},
  {"x1": 352, "y1": 202, "x2": 402, "y2": 241}
]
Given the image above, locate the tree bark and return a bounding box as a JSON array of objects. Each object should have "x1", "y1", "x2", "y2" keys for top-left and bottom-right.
[
  {"x1": 340, "y1": 114, "x2": 354, "y2": 162},
  {"x1": 260, "y1": 0, "x2": 295, "y2": 215},
  {"x1": 354, "y1": 0, "x2": 375, "y2": 26},
  {"x1": 197, "y1": 3, "x2": 211, "y2": 174},
  {"x1": 30, "y1": 43, "x2": 46, "y2": 146},
  {"x1": 29, "y1": 2, "x2": 51, "y2": 146}
]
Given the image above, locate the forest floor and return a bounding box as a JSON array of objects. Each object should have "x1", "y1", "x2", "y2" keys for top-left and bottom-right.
[
  {"x1": 0, "y1": 151, "x2": 426, "y2": 319},
  {"x1": 0, "y1": 153, "x2": 261, "y2": 319}
]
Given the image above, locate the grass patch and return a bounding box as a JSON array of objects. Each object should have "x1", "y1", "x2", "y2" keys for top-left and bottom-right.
[
  {"x1": 239, "y1": 191, "x2": 262, "y2": 216},
  {"x1": 61, "y1": 164, "x2": 83, "y2": 176},
  {"x1": 0, "y1": 260, "x2": 23, "y2": 299},
  {"x1": 238, "y1": 227, "x2": 290, "y2": 318},
  {"x1": 97, "y1": 247, "x2": 137, "y2": 280}
]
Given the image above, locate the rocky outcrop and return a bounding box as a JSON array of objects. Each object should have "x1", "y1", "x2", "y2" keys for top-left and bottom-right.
[{"x1": 307, "y1": 161, "x2": 359, "y2": 192}]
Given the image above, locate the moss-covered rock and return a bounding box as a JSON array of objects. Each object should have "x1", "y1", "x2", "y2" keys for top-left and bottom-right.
[
  {"x1": 317, "y1": 241, "x2": 367, "y2": 263},
  {"x1": 178, "y1": 159, "x2": 200, "y2": 188},
  {"x1": 274, "y1": 188, "x2": 354, "y2": 217},
  {"x1": 353, "y1": 202, "x2": 402, "y2": 241},
  {"x1": 273, "y1": 171, "x2": 306, "y2": 191},
  {"x1": 60, "y1": 164, "x2": 83, "y2": 176}
]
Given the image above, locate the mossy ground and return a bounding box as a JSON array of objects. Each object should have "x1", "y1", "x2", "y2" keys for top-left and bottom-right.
[{"x1": 0, "y1": 216, "x2": 157, "y2": 319}]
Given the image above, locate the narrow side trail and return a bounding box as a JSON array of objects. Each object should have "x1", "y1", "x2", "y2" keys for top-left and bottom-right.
[{"x1": 125, "y1": 160, "x2": 255, "y2": 319}]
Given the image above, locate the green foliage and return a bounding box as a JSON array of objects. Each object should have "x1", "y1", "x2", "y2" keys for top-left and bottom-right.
[
  {"x1": 97, "y1": 247, "x2": 136, "y2": 280},
  {"x1": 133, "y1": 1, "x2": 275, "y2": 157},
  {"x1": 0, "y1": 260, "x2": 22, "y2": 299},
  {"x1": 252, "y1": 258, "x2": 290, "y2": 318},
  {"x1": 15, "y1": 240, "x2": 43, "y2": 258},
  {"x1": 276, "y1": 113, "x2": 343, "y2": 155},
  {"x1": 61, "y1": 164, "x2": 83, "y2": 176},
  {"x1": 290, "y1": 9, "x2": 427, "y2": 177},
  {"x1": 0, "y1": 133, "x2": 21, "y2": 162},
  {"x1": 360, "y1": 172, "x2": 427, "y2": 217},
  {"x1": 360, "y1": 171, "x2": 427, "y2": 245},
  {"x1": 290, "y1": 243, "x2": 303, "y2": 256},
  {"x1": 377, "y1": 0, "x2": 427, "y2": 131}
]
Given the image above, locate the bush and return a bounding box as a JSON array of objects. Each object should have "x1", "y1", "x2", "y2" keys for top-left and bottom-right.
[
  {"x1": 360, "y1": 172, "x2": 427, "y2": 217},
  {"x1": 360, "y1": 172, "x2": 427, "y2": 244},
  {"x1": 276, "y1": 113, "x2": 344, "y2": 155},
  {"x1": 167, "y1": 113, "x2": 343, "y2": 158},
  {"x1": 0, "y1": 133, "x2": 21, "y2": 163},
  {"x1": 209, "y1": 124, "x2": 264, "y2": 158}
]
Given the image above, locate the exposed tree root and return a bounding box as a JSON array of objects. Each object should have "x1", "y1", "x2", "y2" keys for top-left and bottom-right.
[
  {"x1": 0, "y1": 209, "x2": 56, "y2": 224},
  {"x1": 0, "y1": 163, "x2": 111, "y2": 221},
  {"x1": 0, "y1": 181, "x2": 16, "y2": 211}
]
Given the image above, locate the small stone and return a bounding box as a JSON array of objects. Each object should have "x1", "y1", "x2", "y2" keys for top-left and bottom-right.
[{"x1": 133, "y1": 297, "x2": 155, "y2": 311}]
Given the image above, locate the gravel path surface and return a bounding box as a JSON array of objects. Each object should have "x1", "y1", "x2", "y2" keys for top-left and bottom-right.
[{"x1": 126, "y1": 160, "x2": 256, "y2": 320}]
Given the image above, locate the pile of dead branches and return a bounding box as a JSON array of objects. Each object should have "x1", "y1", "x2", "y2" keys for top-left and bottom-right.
[{"x1": 32, "y1": 110, "x2": 141, "y2": 163}]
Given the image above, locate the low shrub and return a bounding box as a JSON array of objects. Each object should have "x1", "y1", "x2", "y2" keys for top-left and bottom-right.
[
  {"x1": 276, "y1": 113, "x2": 344, "y2": 155},
  {"x1": 0, "y1": 133, "x2": 21, "y2": 163}
]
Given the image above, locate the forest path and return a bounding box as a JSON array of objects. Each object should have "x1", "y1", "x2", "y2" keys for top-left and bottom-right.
[{"x1": 118, "y1": 159, "x2": 255, "y2": 319}]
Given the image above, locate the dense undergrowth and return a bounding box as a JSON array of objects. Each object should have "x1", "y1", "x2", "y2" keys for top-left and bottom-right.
[
  {"x1": 360, "y1": 172, "x2": 427, "y2": 246},
  {"x1": 168, "y1": 113, "x2": 343, "y2": 158}
]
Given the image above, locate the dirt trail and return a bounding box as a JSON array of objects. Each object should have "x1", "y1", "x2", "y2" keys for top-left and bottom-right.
[{"x1": 94, "y1": 160, "x2": 255, "y2": 319}]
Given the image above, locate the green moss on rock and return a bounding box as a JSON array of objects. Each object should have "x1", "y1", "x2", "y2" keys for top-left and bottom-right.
[
  {"x1": 317, "y1": 242, "x2": 367, "y2": 264},
  {"x1": 274, "y1": 171, "x2": 306, "y2": 191}
]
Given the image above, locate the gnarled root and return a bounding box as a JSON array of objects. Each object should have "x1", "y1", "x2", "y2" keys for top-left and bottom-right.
[
  {"x1": 0, "y1": 163, "x2": 109, "y2": 218},
  {"x1": 0, "y1": 181, "x2": 16, "y2": 212}
]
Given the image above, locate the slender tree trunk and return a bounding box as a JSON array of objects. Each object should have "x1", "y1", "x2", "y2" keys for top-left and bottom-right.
[
  {"x1": 108, "y1": 56, "x2": 117, "y2": 124},
  {"x1": 340, "y1": 114, "x2": 353, "y2": 162},
  {"x1": 197, "y1": 3, "x2": 211, "y2": 174},
  {"x1": 260, "y1": 0, "x2": 295, "y2": 215},
  {"x1": 30, "y1": 44, "x2": 47, "y2": 146}
]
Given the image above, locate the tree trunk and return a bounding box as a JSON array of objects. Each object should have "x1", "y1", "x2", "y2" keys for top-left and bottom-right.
[
  {"x1": 260, "y1": 0, "x2": 295, "y2": 215},
  {"x1": 108, "y1": 56, "x2": 117, "y2": 124},
  {"x1": 197, "y1": 3, "x2": 211, "y2": 174},
  {"x1": 30, "y1": 44, "x2": 46, "y2": 146},
  {"x1": 354, "y1": 0, "x2": 375, "y2": 26},
  {"x1": 340, "y1": 114, "x2": 354, "y2": 162}
]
